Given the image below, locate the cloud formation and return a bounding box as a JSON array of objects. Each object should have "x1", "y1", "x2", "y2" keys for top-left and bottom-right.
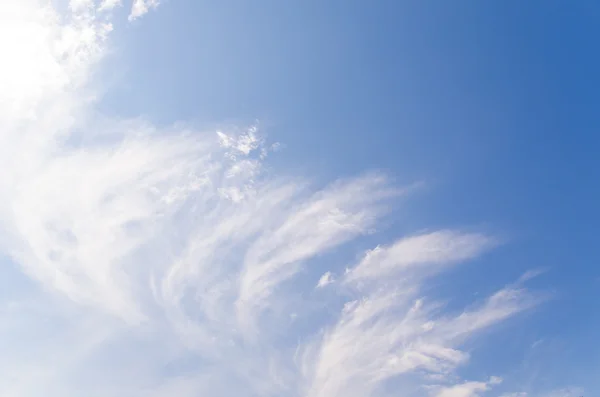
[
  {"x1": 500, "y1": 388, "x2": 585, "y2": 397},
  {"x1": 434, "y1": 377, "x2": 501, "y2": 397},
  {"x1": 0, "y1": 1, "x2": 577, "y2": 397},
  {"x1": 129, "y1": 0, "x2": 160, "y2": 20}
]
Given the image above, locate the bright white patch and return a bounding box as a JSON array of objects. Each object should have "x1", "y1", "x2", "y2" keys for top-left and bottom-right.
[
  {"x1": 316, "y1": 271, "x2": 335, "y2": 288},
  {"x1": 129, "y1": 0, "x2": 160, "y2": 20},
  {"x1": 434, "y1": 380, "x2": 491, "y2": 397}
]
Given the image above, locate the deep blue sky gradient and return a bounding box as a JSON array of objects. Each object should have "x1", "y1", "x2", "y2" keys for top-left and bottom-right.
[{"x1": 98, "y1": 1, "x2": 600, "y2": 392}]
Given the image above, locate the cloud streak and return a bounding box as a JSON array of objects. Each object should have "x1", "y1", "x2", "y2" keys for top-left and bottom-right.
[{"x1": 300, "y1": 233, "x2": 540, "y2": 397}]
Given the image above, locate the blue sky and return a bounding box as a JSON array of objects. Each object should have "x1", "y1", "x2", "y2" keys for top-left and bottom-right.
[{"x1": 0, "y1": 0, "x2": 597, "y2": 396}]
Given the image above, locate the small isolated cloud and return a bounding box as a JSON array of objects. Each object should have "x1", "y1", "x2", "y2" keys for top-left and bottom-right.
[
  {"x1": 531, "y1": 339, "x2": 544, "y2": 348},
  {"x1": 316, "y1": 271, "x2": 335, "y2": 288},
  {"x1": 489, "y1": 377, "x2": 503, "y2": 385},
  {"x1": 517, "y1": 268, "x2": 548, "y2": 283},
  {"x1": 432, "y1": 377, "x2": 501, "y2": 397},
  {"x1": 501, "y1": 388, "x2": 584, "y2": 397},
  {"x1": 542, "y1": 388, "x2": 585, "y2": 397},
  {"x1": 434, "y1": 381, "x2": 491, "y2": 397}
]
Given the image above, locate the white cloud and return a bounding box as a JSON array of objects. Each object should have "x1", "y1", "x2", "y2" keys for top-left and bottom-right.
[
  {"x1": 99, "y1": 0, "x2": 123, "y2": 12},
  {"x1": 0, "y1": 1, "x2": 577, "y2": 397},
  {"x1": 542, "y1": 388, "x2": 584, "y2": 397},
  {"x1": 316, "y1": 271, "x2": 335, "y2": 288},
  {"x1": 70, "y1": 0, "x2": 95, "y2": 12},
  {"x1": 345, "y1": 230, "x2": 496, "y2": 284},
  {"x1": 235, "y1": 174, "x2": 395, "y2": 335},
  {"x1": 501, "y1": 387, "x2": 584, "y2": 397},
  {"x1": 517, "y1": 268, "x2": 547, "y2": 283},
  {"x1": 300, "y1": 235, "x2": 539, "y2": 397},
  {"x1": 489, "y1": 377, "x2": 503, "y2": 385},
  {"x1": 434, "y1": 380, "x2": 492, "y2": 397},
  {"x1": 129, "y1": 0, "x2": 160, "y2": 20},
  {"x1": 431, "y1": 377, "x2": 501, "y2": 397}
]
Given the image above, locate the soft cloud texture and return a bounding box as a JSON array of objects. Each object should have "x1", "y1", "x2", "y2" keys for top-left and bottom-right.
[
  {"x1": 0, "y1": 1, "x2": 579, "y2": 397},
  {"x1": 129, "y1": 0, "x2": 160, "y2": 20},
  {"x1": 434, "y1": 379, "x2": 497, "y2": 397},
  {"x1": 99, "y1": 0, "x2": 123, "y2": 12},
  {"x1": 316, "y1": 271, "x2": 335, "y2": 288},
  {"x1": 500, "y1": 388, "x2": 584, "y2": 397}
]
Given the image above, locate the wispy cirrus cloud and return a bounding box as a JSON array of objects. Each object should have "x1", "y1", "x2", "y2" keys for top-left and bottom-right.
[
  {"x1": 433, "y1": 377, "x2": 502, "y2": 397},
  {"x1": 0, "y1": 1, "x2": 578, "y2": 397},
  {"x1": 299, "y1": 234, "x2": 542, "y2": 397},
  {"x1": 344, "y1": 230, "x2": 497, "y2": 285},
  {"x1": 500, "y1": 387, "x2": 585, "y2": 397}
]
